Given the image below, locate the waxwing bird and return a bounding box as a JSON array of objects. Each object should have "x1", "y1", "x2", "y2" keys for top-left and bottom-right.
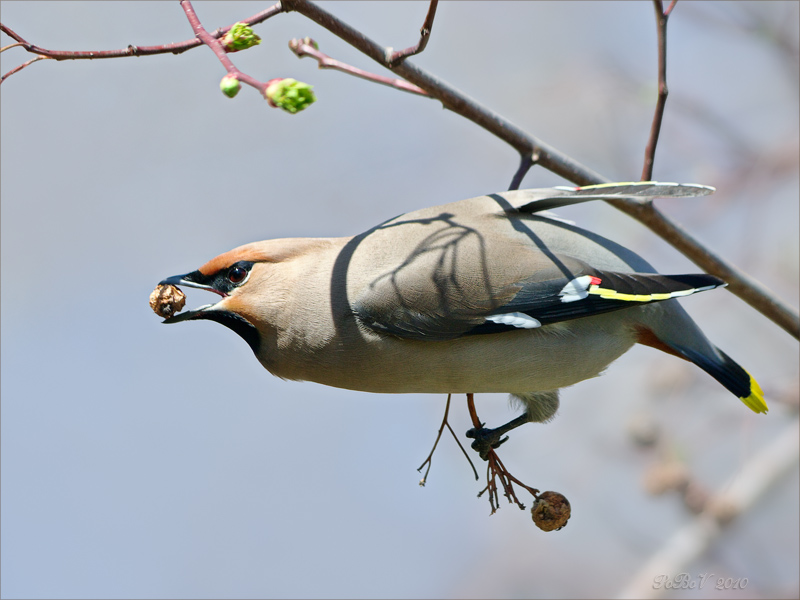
[{"x1": 156, "y1": 182, "x2": 767, "y2": 454}]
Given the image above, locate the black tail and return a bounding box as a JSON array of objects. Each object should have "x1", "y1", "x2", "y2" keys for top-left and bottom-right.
[{"x1": 671, "y1": 344, "x2": 767, "y2": 414}]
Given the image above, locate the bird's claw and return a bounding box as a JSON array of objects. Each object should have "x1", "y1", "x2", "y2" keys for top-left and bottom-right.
[{"x1": 466, "y1": 425, "x2": 509, "y2": 460}]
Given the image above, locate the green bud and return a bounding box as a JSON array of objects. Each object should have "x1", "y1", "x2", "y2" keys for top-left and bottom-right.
[
  {"x1": 264, "y1": 78, "x2": 316, "y2": 114},
  {"x1": 219, "y1": 74, "x2": 241, "y2": 98},
  {"x1": 221, "y1": 22, "x2": 261, "y2": 52}
]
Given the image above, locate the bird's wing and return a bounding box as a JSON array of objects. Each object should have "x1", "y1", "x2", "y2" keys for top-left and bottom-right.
[
  {"x1": 471, "y1": 267, "x2": 724, "y2": 335},
  {"x1": 352, "y1": 244, "x2": 724, "y2": 341}
]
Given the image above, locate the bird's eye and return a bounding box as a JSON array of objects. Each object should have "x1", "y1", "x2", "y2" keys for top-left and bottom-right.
[{"x1": 228, "y1": 265, "x2": 248, "y2": 284}]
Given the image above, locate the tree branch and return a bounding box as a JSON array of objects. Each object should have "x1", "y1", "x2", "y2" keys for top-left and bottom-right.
[
  {"x1": 1, "y1": 54, "x2": 51, "y2": 83},
  {"x1": 289, "y1": 37, "x2": 429, "y2": 96},
  {"x1": 508, "y1": 153, "x2": 537, "y2": 191},
  {"x1": 386, "y1": 0, "x2": 438, "y2": 65},
  {"x1": 641, "y1": 0, "x2": 674, "y2": 181},
  {"x1": 0, "y1": 4, "x2": 283, "y2": 61}
]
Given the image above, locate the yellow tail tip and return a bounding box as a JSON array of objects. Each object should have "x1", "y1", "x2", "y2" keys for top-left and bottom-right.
[{"x1": 741, "y1": 372, "x2": 768, "y2": 414}]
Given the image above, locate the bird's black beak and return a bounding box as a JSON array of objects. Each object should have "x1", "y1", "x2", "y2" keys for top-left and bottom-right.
[
  {"x1": 156, "y1": 271, "x2": 261, "y2": 352},
  {"x1": 159, "y1": 273, "x2": 219, "y2": 293},
  {"x1": 158, "y1": 272, "x2": 224, "y2": 324}
]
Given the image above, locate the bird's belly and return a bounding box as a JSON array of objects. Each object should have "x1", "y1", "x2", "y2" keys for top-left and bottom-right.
[{"x1": 278, "y1": 317, "x2": 637, "y2": 395}]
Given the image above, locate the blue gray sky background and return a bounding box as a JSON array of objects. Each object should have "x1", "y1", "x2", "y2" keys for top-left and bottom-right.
[{"x1": 2, "y1": 2, "x2": 798, "y2": 598}]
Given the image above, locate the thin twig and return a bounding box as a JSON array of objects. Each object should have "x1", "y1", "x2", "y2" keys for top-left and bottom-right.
[
  {"x1": 478, "y1": 450, "x2": 540, "y2": 511},
  {"x1": 181, "y1": 1, "x2": 236, "y2": 67},
  {"x1": 179, "y1": 1, "x2": 268, "y2": 95},
  {"x1": 445, "y1": 418, "x2": 479, "y2": 480},
  {"x1": 641, "y1": 0, "x2": 673, "y2": 181},
  {"x1": 1, "y1": 54, "x2": 51, "y2": 83},
  {"x1": 0, "y1": 4, "x2": 283, "y2": 61},
  {"x1": 289, "y1": 38, "x2": 429, "y2": 97},
  {"x1": 417, "y1": 394, "x2": 479, "y2": 486},
  {"x1": 387, "y1": 0, "x2": 438, "y2": 65},
  {"x1": 417, "y1": 394, "x2": 451, "y2": 485},
  {"x1": 465, "y1": 393, "x2": 482, "y2": 431},
  {"x1": 508, "y1": 152, "x2": 537, "y2": 191},
  {"x1": 0, "y1": 41, "x2": 24, "y2": 52}
]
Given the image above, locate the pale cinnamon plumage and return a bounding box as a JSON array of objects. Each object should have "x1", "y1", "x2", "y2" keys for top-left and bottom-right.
[{"x1": 157, "y1": 182, "x2": 767, "y2": 441}]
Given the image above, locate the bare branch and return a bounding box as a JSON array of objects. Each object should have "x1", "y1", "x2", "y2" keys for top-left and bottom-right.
[
  {"x1": 508, "y1": 153, "x2": 537, "y2": 191},
  {"x1": 181, "y1": 1, "x2": 238, "y2": 69},
  {"x1": 0, "y1": 4, "x2": 283, "y2": 61},
  {"x1": 641, "y1": 0, "x2": 673, "y2": 181},
  {"x1": 1, "y1": 54, "x2": 51, "y2": 83},
  {"x1": 387, "y1": 0, "x2": 438, "y2": 65},
  {"x1": 417, "y1": 394, "x2": 479, "y2": 486},
  {"x1": 0, "y1": 41, "x2": 24, "y2": 52},
  {"x1": 289, "y1": 37, "x2": 429, "y2": 96}
]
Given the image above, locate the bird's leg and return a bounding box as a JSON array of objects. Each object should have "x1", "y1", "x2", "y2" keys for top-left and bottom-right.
[
  {"x1": 464, "y1": 393, "x2": 540, "y2": 513},
  {"x1": 465, "y1": 412, "x2": 530, "y2": 460}
]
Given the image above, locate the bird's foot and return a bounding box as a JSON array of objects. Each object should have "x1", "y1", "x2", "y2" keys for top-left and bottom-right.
[
  {"x1": 465, "y1": 412, "x2": 530, "y2": 461},
  {"x1": 465, "y1": 424, "x2": 509, "y2": 460},
  {"x1": 464, "y1": 394, "x2": 542, "y2": 514}
]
